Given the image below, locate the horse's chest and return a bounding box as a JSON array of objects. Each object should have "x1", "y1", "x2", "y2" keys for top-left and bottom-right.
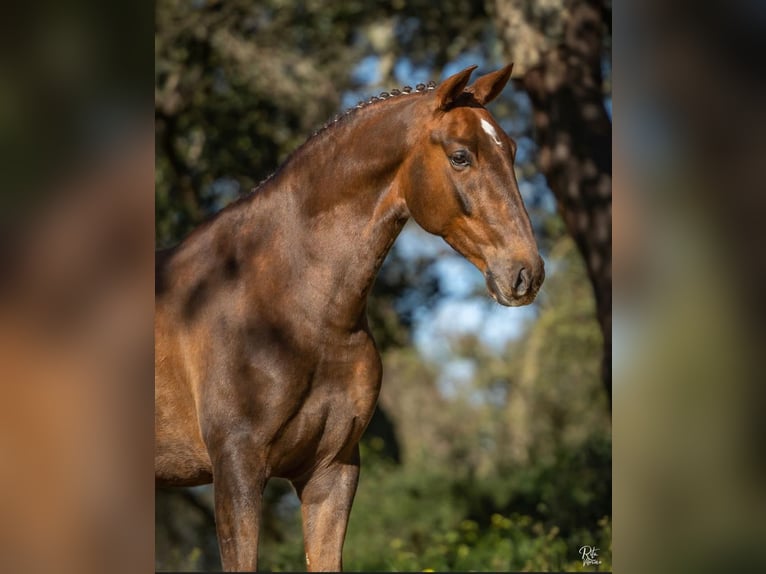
[
  {"x1": 270, "y1": 344, "x2": 381, "y2": 477},
  {"x1": 308, "y1": 350, "x2": 381, "y2": 437}
]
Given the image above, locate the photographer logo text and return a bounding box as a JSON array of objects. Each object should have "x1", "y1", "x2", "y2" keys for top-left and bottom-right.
[{"x1": 578, "y1": 545, "x2": 602, "y2": 567}]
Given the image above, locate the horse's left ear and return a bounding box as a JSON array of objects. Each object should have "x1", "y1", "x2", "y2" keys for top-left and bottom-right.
[
  {"x1": 468, "y1": 64, "x2": 514, "y2": 105},
  {"x1": 435, "y1": 65, "x2": 478, "y2": 110}
]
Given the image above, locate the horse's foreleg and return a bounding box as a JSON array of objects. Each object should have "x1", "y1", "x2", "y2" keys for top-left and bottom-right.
[
  {"x1": 210, "y1": 438, "x2": 267, "y2": 572},
  {"x1": 294, "y1": 445, "x2": 360, "y2": 572}
]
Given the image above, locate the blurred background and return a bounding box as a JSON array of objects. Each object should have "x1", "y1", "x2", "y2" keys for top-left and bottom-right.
[{"x1": 155, "y1": 0, "x2": 612, "y2": 571}]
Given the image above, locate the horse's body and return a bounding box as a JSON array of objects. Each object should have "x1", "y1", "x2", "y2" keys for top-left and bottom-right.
[{"x1": 155, "y1": 65, "x2": 544, "y2": 571}]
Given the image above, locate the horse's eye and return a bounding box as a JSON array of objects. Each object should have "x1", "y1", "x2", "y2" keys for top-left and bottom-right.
[{"x1": 450, "y1": 150, "x2": 471, "y2": 169}]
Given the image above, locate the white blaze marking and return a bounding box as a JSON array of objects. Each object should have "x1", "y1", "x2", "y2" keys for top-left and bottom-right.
[{"x1": 481, "y1": 118, "x2": 502, "y2": 147}]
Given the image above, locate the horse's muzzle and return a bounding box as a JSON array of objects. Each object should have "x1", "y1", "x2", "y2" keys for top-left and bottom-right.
[{"x1": 485, "y1": 257, "x2": 545, "y2": 307}]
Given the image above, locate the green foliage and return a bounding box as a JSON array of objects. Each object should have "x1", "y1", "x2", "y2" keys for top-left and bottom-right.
[
  {"x1": 155, "y1": 487, "x2": 220, "y2": 571},
  {"x1": 160, "y1": 546, "x2": 204, "y2": 572},
  {"x1": 346, "y1": 444, "x2": 610, "y2": 572}
]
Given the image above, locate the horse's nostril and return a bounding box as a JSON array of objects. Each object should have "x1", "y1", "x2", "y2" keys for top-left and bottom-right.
[{"x1": 514, "y1": 267, "x2": 530, "y2": 296}]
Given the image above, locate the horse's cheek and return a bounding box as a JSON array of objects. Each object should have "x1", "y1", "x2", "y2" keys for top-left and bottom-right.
[{"x1": 405, "y1": 160, "x2": 444, "y2": 234}]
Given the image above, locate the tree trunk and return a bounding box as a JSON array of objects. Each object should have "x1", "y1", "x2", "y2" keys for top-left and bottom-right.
[{"x1": 496, "y1": 0, "x2": 612, "y2": 407}]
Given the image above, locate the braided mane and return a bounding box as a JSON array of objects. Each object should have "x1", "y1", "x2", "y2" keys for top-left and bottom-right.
[{"x1": 311, "y1": 80, "x2": 437, "y2": 137}]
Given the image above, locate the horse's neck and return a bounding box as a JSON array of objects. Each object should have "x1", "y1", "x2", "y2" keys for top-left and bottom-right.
[{"x1": 239, "y1": 101, "x2": 417, "y2": 332}]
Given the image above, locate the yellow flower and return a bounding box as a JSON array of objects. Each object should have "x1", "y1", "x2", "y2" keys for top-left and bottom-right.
[{"x1": 491, "y1": 513, "x2": 512, "y2": 529}]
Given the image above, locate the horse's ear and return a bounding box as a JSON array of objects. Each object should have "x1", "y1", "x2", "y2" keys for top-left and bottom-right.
[
  {"x1": 468, "y1": 63, "x2": 514, "y2": 106},
  {"x1": 435, "y1": 65, "x2": 478, "y2": 110}
]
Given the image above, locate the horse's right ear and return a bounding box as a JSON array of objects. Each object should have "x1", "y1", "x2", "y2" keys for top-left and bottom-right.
[{"x1": 435, "y1": 65, "x2": 477, "y2": 110}]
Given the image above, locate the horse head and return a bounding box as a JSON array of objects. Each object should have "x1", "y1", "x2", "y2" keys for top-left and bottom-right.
[{"x1": 401, "y1": 64, "x2": 544, "y2": 306}]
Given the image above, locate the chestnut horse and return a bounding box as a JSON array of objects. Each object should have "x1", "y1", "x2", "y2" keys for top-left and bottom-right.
[{"x1": 155, "y1": 64, "x2": 544, "y2": 571}]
